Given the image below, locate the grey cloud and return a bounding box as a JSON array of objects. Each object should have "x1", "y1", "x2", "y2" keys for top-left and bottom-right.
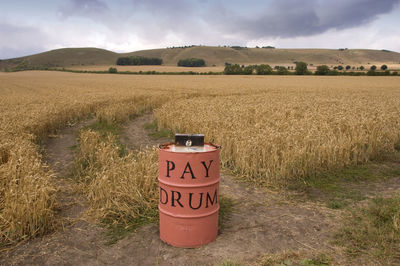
[
  {"x1": 220, "y1": 0, "x2": 400, "y2": 38},
  {"x1": 4, "y1": 0, "x2": 397, "y2": 59},
  {"x1": 122, "y1": 0, "x2": 400, "y2": 44},
  {"x1": 131, "y1": 0, "x2": 194, "y2": 15},
  {"x1": 317, "y1": 0, "x2": 399, "y2": 30},
  {"x1": 125, "y1": 0, "x2": 212, "y2": 44},
  {"x1": 58, "y1": 0, "x2": 109, "y2": 20}
]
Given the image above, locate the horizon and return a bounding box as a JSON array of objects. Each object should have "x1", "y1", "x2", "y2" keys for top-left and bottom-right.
[
  {"x1": 2, "y1": 45, "x2": 399, "y2": 61},
  {"x1": 1, "y1": 0, "x2": 400, "y2": 59}
]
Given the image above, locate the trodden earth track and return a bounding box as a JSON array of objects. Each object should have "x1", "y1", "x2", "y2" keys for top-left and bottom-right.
[{"x1": 1, "y1": 112, "x2": 400, "y2": 265}]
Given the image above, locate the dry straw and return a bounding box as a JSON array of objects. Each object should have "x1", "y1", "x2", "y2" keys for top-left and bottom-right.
[
  {"x1": 155, "y1": 81, "x2": 400, "y2": 186},
  {"x1": 0, "y1": 72, "x2": 173, "y2": 245},
  {"x1": 75, "y1": 130, "x2": 158, "y2": 225},
  {"x1": 0, "y1": 136, "x2": 56, "y2": 244},
  {"x1": 1, "y1": 72, "x2": 400, "y2": 245}
]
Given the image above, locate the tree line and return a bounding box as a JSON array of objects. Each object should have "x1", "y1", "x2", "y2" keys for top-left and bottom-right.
[
  {"x1": 315, "y1": 64, "x2": 395, "y2": 76},
  {"x1": 116, "y1": 56, "x2": 162, "y2": 65},
  {"x1": 224, "y1": 63, "x2": 292, "y2": 75},
  {"x1": 224, "y1": 62, "x2": 398, "y2": 76},
  {"x1": 177, "y1": 58, "x2": 206, "y2": 67}
]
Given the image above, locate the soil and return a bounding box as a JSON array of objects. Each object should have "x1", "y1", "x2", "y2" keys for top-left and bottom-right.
[
  {"x1": 120, "y1": 112, "x2": 170, "y2": 150},
  {"x1": 42, "y1": 119, "x2": 94, "y2": 220},
  {"x1": 1, "y1": 114, "x2": 399, "y2": 265}
]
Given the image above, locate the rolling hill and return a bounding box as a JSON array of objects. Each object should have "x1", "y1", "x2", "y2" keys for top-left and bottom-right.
[{"x1": 1, "y1": 46, "x2": 400, "y2": 70}]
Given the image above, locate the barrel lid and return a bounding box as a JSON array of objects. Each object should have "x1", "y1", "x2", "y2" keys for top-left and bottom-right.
[
  {"x1": 175, "y1": 133, "x2": 204, "y2": 147},
  {"x1": 159, "y1": 143, "x2": 219, "y2": 153}
]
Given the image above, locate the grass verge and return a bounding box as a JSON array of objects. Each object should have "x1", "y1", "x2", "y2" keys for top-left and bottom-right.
[
  {"x1": 144, "y1": 119, "x2": 173, "y2": 139},
  {"x1": 256, "y1": 251, "x2": 331, "y2": 266},
  {"x1": 217, "y1": 261, "x2": 243, "y2": 266},
  {"x1": 103, "y1": 208, "x2": 158, "y2": 245},
  {"x1": 218, "y1": 195, "x2": 236, "y2": 233},
  {"x1": 290, "y1": 157, "x2": 400, "y2": 209},
  {"x1": 335, "y1": 193, "x2": 400, "y2": 264}
]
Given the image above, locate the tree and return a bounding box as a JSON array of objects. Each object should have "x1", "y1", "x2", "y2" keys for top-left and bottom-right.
[
  {"x1": 337, "y1": 65, "x2": 344, "y2": 71},
  {"x1": 315, "y1": 65, "x2": 330, "y2": 75},
  {"x1": 381, "y1": 64, "x2": 388, "y2": 70},
  {"x1": 116, "y1": 57, "x2": 130, "y2": 65},
  {"x1": 295, "y1": 61, "x2": 308, "y2": 75},
  {"x1": 108, "y1": 67, "x2": 117, "y2": 73},
  {"x1": 370, "y1": 65, "x2": 377, "y2": 70},
  {"x1": 277, "y1": 66, "x2": 289, "y2": 75},
  {"x1": 328, "y1": 70, "x2": 339, "y2": 76},
  {"x1": 116, "y1": 56, "x2": 162, "y2": 65},
  {"x1": 255, "y1": 64, "x2": 273, "y2": 75},
  {"x1": 177, "y1": 58, "x2": 205, "y2": 67},
  {"x1": 243, "y1": 65, "x2": 254, "y2": 75},
  {"x1": 224, "y1": 64, "x2": 243, "y2": 75},
  {"x1": 345, "y1": 65, "x2": 351, "y2": 70},
  {"x1": 360, "y1": 66, "x2": 365, "y2": 70}
]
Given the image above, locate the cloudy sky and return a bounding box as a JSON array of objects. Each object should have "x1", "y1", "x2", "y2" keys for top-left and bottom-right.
[{"x1": 1, "y1": 0, "x2": 400, "y2": 59}]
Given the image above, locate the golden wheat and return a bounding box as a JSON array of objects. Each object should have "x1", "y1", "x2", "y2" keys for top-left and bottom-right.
[
  {"x1": 75, "y1": 130, "x2": 158, "y2": 224},
  {"x1": 155, "y1": 76, "x2": 400, "y2": 186},
  {"x1": 68, "y1": 65, "x2": 225, "y2": 73},
  {"x1": 1, "y1": 71, "x2": 400, "y2": 245},
  {"x1": 0, "y1": 136, "x2": 56, "y2": 244},
  {"x1": 0, "y1": 71, "x2": 242, "y2": 244},
  {"x1": 0, "y1": 72, "x2": 181, "y2": 244}
]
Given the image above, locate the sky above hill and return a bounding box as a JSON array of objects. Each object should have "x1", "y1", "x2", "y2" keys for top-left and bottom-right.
[{"x1": 1, "y1": 0, "x2": 400, "y2": 59}]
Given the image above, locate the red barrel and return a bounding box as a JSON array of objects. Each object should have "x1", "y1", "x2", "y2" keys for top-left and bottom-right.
[{"x1": 158, "y1": 143, "x2": 220, "y2": 247}]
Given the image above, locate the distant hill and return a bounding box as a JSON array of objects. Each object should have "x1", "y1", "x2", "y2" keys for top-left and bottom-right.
[
  {"x1": 1, "y1": 46, "x2": 400, "y2": 70},
  {"x1": 0, "y1": 48, "x2": 118, "y2": 70}
]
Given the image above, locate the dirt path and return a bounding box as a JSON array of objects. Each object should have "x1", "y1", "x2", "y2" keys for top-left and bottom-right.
[
  {"x1": 2, "y1": 113, "x2": 399, "y2": 265},
  {"x1": 90, "y1": 174, "x2": 339, "y2": 265},
  {"x1": 42, "y1": 119, "x2": 94, "y2": 220},
  {"x1": 120, "y1": 112, "x2": 170, "y2": 150},
  {"x1": 1, "y1": 119, "x2": 109, "y2": 265}
]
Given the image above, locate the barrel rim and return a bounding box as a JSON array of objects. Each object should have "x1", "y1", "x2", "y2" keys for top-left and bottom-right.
[
  {"x1": 158, "y1": 178, "x2": 220, "y2": 188},
  {"x1": 158, "y1": 142, "x2": 221, "y2": 152}
]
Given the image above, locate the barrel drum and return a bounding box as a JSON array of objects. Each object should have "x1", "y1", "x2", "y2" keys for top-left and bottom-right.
[{"x1": 158, "y1": 143, "x2": 220, "y2": 248}]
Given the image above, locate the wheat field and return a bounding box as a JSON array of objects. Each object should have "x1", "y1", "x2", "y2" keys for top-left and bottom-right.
[
  {"x1": 67, "y1": 65, "x2": 225, "y2": 73},
  {"x1": 1, "y1": 71, "x2": 399, "y2": 245},
  {"x1": 156, "y1": 79, "x2": 400, "y2": 185}
]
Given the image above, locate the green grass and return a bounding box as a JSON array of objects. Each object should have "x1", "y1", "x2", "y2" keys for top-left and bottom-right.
[
  {"x1": 85, "y1": 119, "x2": 120, "y2": 136},
  {"x1": 336, "y1": 193, "x2": 400, "y2": 264},
  {"x1": 68, "y1": 144, "x2": 78, "y2": 150},
  {"x1": 257, "y1": 251, "x2": 331, "y2": 266},
  {"x1": 291, "y1": 160, "x2": 400, "y2": 209},
  {"x1": 218, "y1": 195, "x2": 236, "y2": 232},
  {"x1": 144, "y1": 120, "x2": 174, "y2": 139},
  {"x1": 102, "y1": 209, "x2": 158, "y2": 245},
  {"x1": 216, "y1": 261, "x2": 243, "y2": 266}
]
